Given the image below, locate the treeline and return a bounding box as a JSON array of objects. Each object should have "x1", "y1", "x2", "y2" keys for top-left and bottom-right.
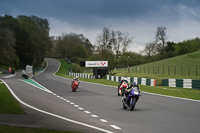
[
  {"x1": 1, "y1": 14, "x2": 200, "y2": 72},
  {"x1": 50, "y1": 27, "x2": 145, "y2": 71},
  {"x1": 50, "y1": 26, "x2": 200, "y2": 72},
  {"x1": 0, "y1": 15, "x2": 52, "y2": 69},
  {"x1": 50, "y1": 33, "x2": 94, "y2": 62},
  {"x1": 143, "y1": 27, "x2": 200, "y2": 62},
  {"x1": 145, "y1": 37, "x2": 200, "y2": 62}
]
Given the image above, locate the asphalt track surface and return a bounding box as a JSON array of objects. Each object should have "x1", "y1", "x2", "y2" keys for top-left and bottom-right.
[{"x1": 1, "y1": 58, "x2": 200, "y2": 133}]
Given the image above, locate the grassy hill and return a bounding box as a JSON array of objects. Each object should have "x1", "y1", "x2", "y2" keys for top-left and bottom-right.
[{"x1": 114, "y1": 51, "x2": 200, "y2": 80}]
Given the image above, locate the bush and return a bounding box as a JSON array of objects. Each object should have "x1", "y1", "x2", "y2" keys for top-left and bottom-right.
[{"x1": 72, "y1": 63, "x2": 82, "y2": 73}]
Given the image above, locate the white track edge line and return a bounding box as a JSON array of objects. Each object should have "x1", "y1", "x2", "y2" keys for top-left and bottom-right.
[{"x1": 110, "y1": 125, "x2": 121, "y2": 130}]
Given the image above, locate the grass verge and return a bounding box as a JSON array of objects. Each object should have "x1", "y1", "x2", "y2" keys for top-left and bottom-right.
[
  {"x1": 0, "y1": 125, "x2": 80, "y2": 133},
  {"x1": 54, "y1": 58, "x2": 200, "y2": 101},
  {"x1": 55, "y1": 58, "x2": 71, "y2": 75},
  {"x1": 0, "y1": 83, "x2": 24, "y2": 114}
]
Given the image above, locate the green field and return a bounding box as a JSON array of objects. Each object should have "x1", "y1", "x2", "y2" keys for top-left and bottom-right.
[{"x1": 114, "y1": 51, "x2": 200, "y2": 80}]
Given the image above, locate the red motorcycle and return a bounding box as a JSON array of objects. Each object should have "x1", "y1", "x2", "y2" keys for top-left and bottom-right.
[
  {"x1": 118, "y1": 81, "x2": 128, "y2": 96},
  {"x1": 72, "y1": 80, "x2": 79, "y2": 92}
]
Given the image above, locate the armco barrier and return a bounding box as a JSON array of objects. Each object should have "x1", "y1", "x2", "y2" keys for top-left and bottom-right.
[
  {"x1": 162, "y1": 79, "x2": 200, "y2": 89},
  {"x1": 106, "y1": 75, "x2": 157, "y2": 86},
  {"x1": 68, "y1": 73, "x2": 157, "y2": 86}
]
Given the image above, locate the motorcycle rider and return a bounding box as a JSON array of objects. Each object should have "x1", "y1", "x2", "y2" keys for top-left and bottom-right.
[
  {"x1": 126, "y1": 82, "x2": 140, "y2": 92},
  {"x1": 123, "y1": 82, "x2": 141, "y2": 105},
  {"x1": 118, "y1": 77, "x2": 129, "y2": 95},
  {"x1": 71, "y1": 76, "x2": 79, "y2": 87}
]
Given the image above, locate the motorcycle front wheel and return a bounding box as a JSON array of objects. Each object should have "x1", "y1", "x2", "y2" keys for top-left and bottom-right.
[
  {"x1": 72, "y1": 86, "x2": 77, "y2": 92},
  {"x1": 130, "y1": 98, "x2": 136, "y2": 111}
]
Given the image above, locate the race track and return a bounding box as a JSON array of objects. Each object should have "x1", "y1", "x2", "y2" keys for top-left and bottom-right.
[{"x1": 1, "y1": 58, "x2": 200, "y2": 133}]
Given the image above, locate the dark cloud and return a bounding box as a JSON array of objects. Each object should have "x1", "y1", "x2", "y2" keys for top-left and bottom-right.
[
  {"x1": 1, "y1": 0, "x2": 200, "y2": 51},
  {"x1": 1, "y1": 0, "x2": 199, "y2": 24},
  {"x1": 0, "y1": 1, "x2": 196, "y2": 16}
]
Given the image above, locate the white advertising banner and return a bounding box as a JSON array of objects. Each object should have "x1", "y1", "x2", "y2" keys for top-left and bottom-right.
[{"x1": 85, "y1": 61, "x2": 108, "y2": 67}]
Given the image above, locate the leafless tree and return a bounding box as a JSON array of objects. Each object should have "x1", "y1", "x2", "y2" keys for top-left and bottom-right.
[
  {"x1": 113, "y1": 31, "x2": 122, "y2": 58},
  {"x1": 143, "y1": 41, "x2": 157, "y2": 57},
  {"x1": 121, "y1": 32, "x2": 133, "y2": 53},
  {"x1": 96, "y1": 27, "x2": 133, "y2": 59},
  {"x1": 96, "y1": 27, "x2": 112, "y2": 50},
  {"x1": 155, "y1": 26, "x2": 167, "y2": 54}
]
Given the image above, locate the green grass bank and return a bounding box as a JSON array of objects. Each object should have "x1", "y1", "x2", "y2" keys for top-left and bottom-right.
[
  {"x1": 0, "y1": 125, "x2": 80, "y2": 133},
  {"x1": 113, "y1": 51, "x2": 200, "y2": 80}
]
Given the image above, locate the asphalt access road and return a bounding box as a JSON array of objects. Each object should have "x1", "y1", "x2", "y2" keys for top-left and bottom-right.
[{"x1": 2, "y1": 58, "x2": 200, "y2": 133}]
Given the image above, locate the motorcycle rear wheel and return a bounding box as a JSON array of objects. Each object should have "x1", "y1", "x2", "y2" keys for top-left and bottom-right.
[
  {"x1": 117, "y1": 87, "x2": 120, "y2": 96},
  {"x1": 122, "y1": 98, "x2": 127, "y2": 109}
]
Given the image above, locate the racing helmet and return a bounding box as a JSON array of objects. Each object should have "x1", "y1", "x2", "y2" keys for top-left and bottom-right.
[
  {"x1": 75, "y1": 76, "x2": 78, "y2": 79},
  {"x1": 123, "y1": 77, "x2": 127, "y2": 81}
]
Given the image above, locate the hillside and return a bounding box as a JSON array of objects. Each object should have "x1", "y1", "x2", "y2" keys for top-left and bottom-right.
[{"x1": 114, "y1": 51, "x2": 200, "y2": 80}]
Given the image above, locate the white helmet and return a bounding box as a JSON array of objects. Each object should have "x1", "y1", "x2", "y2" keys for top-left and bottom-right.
[
  {"x1": 75, "y1": 76, "x2": 78, "y2": 79},
  {"x1": 123, "y1": 77, "x2": 127, "y2": 81}
]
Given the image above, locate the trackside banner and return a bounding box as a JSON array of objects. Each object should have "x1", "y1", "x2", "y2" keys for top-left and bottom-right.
[{"x1": 85, "y1": 61, "x2": 108, "y2": 67}]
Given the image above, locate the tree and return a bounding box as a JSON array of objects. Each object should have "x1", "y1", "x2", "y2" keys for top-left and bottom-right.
[
  {"x1": 143, "y1": 41, "x2": 157, "y2": 57},
  {"x1": 121, "y1": 32, "x2": 133, "y2": 53},
  {"x1": 53, "y1": 33, "x2": 93, "y2": 63},
  {"x1": 155, "y1": 26, "x2": 167, "y2": 54},
  {"x1": 0, "y1": 15, "x2": 19, "y2": 67},
  {"x1": 96, "y1": 27, "x2": 133, "y2": 60},
  {"x1": 165, "y1": 41, "x2": 175, "y2": 57},
  {"x1": 17, "y1": 15, "x2": 52, "y2": 66},
  {"x1": 96, "y1": 27, "x2": 112, "y2": 50},
  {"x1": 113, "y1": 31, "x2": 122, "y2": 59},
  {"x1": 0, "y1": 28, "x2": 18, "y2": 67}
]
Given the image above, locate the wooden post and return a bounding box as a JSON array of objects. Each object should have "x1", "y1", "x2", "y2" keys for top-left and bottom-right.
[
  {"x1": 181, "y1": 66, "x2": 183, "y2": 76},
  {"x1": 163, "y1": 66, "x2": 164, "y2": 75},
  {"x1": 188, "y1": 66, "x2": 190, "y2": 76},
  {"x1": 174, "y1": 66, "x2": 176, "y2": 75},
  {"x1": 196, "y1": 65, "x2": 198, "y2": 76},
  {"x1": 168, "y1": 66, "x2": 170, "y2": 75}
]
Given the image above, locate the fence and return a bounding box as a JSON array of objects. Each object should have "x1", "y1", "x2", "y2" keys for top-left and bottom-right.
[
  {"x1": 162, "y1": 79, "x2": 200, "y2": 89},
  {"x1": 117, "y1": 65, "x2": 200, "y2": 77}
]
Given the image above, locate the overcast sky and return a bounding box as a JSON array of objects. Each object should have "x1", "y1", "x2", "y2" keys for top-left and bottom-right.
[{"x1": 1, "y1": 0, "x2": 200, "y2": 53}]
